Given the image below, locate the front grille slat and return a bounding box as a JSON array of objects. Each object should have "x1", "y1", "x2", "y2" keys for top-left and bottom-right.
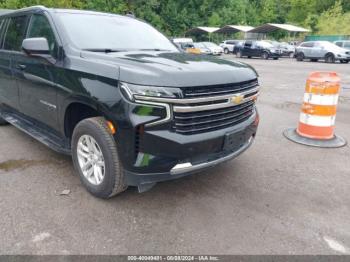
[
  {"x1": 173, "y1": 79, "x2": 258, "y2": 135},
  {"x1": 175, "y1": 106, "x2": 253, "y2": 127},
  {"x1": 183, "y1": 79, "x2": 258, "y2": 98}
]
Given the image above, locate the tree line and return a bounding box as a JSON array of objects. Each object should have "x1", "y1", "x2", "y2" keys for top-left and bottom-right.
[{"x1": 1, "y1": 0, "x2": 349, "y2": 38}]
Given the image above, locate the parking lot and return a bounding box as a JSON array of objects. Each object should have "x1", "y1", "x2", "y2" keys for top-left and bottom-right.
[{"x1": 0, "y1": 57, "x2": 349, "y2": 255}]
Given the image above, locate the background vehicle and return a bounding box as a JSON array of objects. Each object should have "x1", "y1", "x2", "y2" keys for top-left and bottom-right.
[
  {"x1": 193, "y1": 42, "x2": 212, "y2": 54},
  {"x1": 200, "y1": 42, "x2": 223, "y2": 55},
  {"x1": 295, "y1": 41, "x2": 350, "y2": 63},
  {"x1": 220, "y1": 40, "x2": 241, "y2": 54},
  {"x1": 266, "y1": 41, "x2": 295, "y2": 57},
  {"x1": 334, "y1": 40, "x2": 350, "y2": 50},
  {"x1": 0, "y1": 6, "x2": 259, "y2": 199},
  {"x1": 236, "y1": 40, "x2": 281, "y2": 60},
  {"x1": 172, "y1": 38, "x2": 201, "y2": 54}
]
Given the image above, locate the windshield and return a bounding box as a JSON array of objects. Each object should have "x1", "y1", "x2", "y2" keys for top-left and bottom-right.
[
  {"x1": 57, "y1": 12, "x2": 178, "y2": 52},
  {"x1": 194, "y1": 43, "x2": 205, "y2": 48},
  {"x1": 258, "y1": 41, "x2": 274, "y2": 48},
  {"x1": 202, "y1": 42, "x2": 218, "y2": 48},
  {"x1": 318, "y1": 41, "x2": 344, "y2": 51}
]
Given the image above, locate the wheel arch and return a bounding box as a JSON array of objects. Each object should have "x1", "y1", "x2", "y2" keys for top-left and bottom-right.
[{"x1": 61, "y1": 98, "x2": 111, "y2": 139}]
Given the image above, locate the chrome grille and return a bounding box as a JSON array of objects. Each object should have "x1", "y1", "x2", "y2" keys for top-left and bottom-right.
[
  {"x1": 173, "y1": 100, "x2": 255, "y2": 134},
  {"x1": 182, "y1": 79, "x2": 258, "y2": 98}
]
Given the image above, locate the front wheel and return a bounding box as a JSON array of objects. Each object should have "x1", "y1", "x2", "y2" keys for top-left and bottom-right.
[
  {"x1": 72, "y1": 117, "x2": 127, "y2": 199},
  {"x1": 0, "y1": 115, "x2": 8, "y2": 126},
  {"x1": 224, "y1": 48, "x2": 229, "y2": 54},
  {"x1": 340, "y1": 60, "x2": 349, "y2": 64}
]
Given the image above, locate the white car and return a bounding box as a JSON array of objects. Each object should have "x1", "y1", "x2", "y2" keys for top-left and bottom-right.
[
  {"x1": 193, "y1": 42, "x2": 212, "y2": 54},
  {"x1": 296, "y1": 41, "x2": 350, "y2": 63},
  {"x1": 200, "y1": 42, "x2": 223, "y2": 55},
  {"x1": 220, "y1": 40, "x2": 241, "y2": 54}
]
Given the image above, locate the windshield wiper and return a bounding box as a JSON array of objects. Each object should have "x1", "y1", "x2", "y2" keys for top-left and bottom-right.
[{"x1": 82, "y1": 48, "x2": 128, "y2": 53}]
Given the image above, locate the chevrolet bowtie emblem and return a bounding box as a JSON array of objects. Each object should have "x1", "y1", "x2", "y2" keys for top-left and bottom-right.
[{"x1": 231, "y1": 95, "x2": 244, "y2": 104}]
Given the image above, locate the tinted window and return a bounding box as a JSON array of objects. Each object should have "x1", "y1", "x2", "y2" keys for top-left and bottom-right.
[
  {"x1": 344, "y1": 42, "x2": 350, "y2": 48},
  {"x1": 27, "y1": 14, "x2": 58, "y2": 57},
  {"x1": 0, "y1": 18, "x2": 7, "y2": 47},
  {"x1": 57, "y1": 13, "x2": 178, "y2": 52},
  {"x1": 335, "y1": 42, "x2": 342, "y2": 47},
  {"x1": 4, "y1": 16, "x2": 28, "y2": 51}
]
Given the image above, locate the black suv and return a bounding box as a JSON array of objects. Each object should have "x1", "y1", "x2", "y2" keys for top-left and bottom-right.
[
  {"x1": 236, "y1": 40, "x2": 281, "y2": 60},
  {"x1": 0, "y1": 6, "x2": 260, "y2": 198}
]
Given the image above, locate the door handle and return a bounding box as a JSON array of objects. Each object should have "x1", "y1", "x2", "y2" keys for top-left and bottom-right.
[{"x1": 16, "y1": 64, "x2": 26, "y2": 70}]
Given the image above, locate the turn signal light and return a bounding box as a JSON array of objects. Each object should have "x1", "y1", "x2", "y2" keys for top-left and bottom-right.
[{"x1": 106, "y1": 121, "x2": 116, "y2": 135}]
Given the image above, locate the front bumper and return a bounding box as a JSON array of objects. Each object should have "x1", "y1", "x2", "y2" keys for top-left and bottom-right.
[{"x1": 122, "y1": 109, "x2": 258, "y2": 187}]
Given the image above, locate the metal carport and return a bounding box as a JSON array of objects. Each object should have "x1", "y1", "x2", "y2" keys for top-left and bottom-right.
[{"x1": 248, "y1": 23, "x2": 310, "y2": 40}]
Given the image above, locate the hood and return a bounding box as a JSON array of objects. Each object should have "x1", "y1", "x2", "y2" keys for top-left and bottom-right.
[{"x1": 80, "y1": 51, "x2": 257, "y2": 87}]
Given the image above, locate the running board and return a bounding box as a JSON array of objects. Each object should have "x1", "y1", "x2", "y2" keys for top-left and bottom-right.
[{"x1": 0, "y1": 111, "x2": 71, "y2": 155}]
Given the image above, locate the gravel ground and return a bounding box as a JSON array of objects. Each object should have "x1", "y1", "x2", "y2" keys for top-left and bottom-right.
[{"x1": 0, "y1": 57, "x2": 349, "y2": 255}]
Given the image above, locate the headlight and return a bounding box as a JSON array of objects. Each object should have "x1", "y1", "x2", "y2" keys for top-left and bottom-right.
[{"x1": 120, "y1": 82, "x2": 182, "y2": 101}]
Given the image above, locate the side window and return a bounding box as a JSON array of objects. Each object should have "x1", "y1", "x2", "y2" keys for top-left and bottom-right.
[
  {"x1": 334, "y1": 42, "x2": 342, "y2": 47},
  {"x1": 27, "y1": 14, "x2": 58, "y2": 57},
  {"x1": 4, "y1": 16, "x2": 28, "y2": 51},
  {"x1": 0, "y1": 18, "x2": 6, "y2": 47}
]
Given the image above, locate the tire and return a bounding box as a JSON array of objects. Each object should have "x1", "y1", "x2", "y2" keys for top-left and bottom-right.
[
  {"x1": 310, "y1": 59, "x2": 318, "y2": 62},
  {"x1": 273, "y1": 57, "x2": 279, "y2": 60},
  {"x1": 224, "y1": 48, "x2": 229, "y2": 54},
  {"x1": 0, "y1": 115, "x2": 8, "y2": 126},
  {"x1": 296, "y1": 52, "x2": 304, "y2": 61},
  {"x1": 236, "y1": 51, "x2": 242, "y2": 58},
  {"x1": 261, "y1": 52, "x2": 269, "y2": 60},
  {"x1": 247, "y1": 56, "x2": 252, "y2": 58},
  {"x1": 289, "y1": 52, "x2": 295, "y2": 58},
  {"x1": 72, "y1": 117, "x2": 127, "y2": 199},
  {"x1": 340, "y1": 60, "x2": 349, "y2": 64},
  {"x1": 325, "y1": 53, "x2": 335, "y2": 63}
]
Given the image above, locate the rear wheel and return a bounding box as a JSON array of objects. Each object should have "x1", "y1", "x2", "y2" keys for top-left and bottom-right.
[
  {"x1": 296, "y1": 52, "x2": 304, "y2": 61},
  {"x1": 224, "y1": 48, "x2": 229, "y2": 54},
  {"x1": 72, "y1": 117, "x2": 127, "y2": 199},
  {"x1": 325, "y1": 53, "x2": 335, "y2": 63},
  {"x1": 261, "y1": 52, "x2": 269, "y2": 60}
]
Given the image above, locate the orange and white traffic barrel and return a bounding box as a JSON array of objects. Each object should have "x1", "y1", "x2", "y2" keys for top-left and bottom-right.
[{"x1": 284, "y1": 72, "x2": 346, "y2": 148}]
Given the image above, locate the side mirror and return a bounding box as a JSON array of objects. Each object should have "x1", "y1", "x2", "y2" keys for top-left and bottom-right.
[
  {"x1": 22, "y1": 37, "x2": 50, "y2": 55},
  {"x1": 22, "y1": 37, "x2": 56, "y2": 64}
]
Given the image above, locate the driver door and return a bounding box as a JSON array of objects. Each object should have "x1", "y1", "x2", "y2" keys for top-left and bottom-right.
[{"x1": 13, "y1": 13, "x2": 60, "y2": 130}]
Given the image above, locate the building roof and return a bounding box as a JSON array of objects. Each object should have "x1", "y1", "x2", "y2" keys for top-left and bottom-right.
[
  {"x1": 249, "y1": 23, "x2": 310, "y2": 33},
  {"x1": 216, "y1": 25, "x2": 255, "y2": 34},
  {"x1": 186, "y1": 27, "x2": 220, "y2": 35}
]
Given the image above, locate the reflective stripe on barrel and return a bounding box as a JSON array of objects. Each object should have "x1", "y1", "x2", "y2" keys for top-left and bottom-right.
[{"x1": 297, "y1": 72, "x2": 340, "y2": 140}]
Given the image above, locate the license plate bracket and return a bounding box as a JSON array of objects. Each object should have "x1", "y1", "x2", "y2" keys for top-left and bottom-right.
[{"x1": 223, "y1": 131, "x2": 246, "y2": 152}]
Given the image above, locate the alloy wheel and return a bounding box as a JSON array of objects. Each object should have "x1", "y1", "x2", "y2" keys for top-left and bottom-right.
[{"x1": 77, "y1": 135, "x2": 106, "y2": 186}]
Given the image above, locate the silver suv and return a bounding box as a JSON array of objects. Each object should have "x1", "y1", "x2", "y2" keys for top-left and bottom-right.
[
  {"x1": 220, "y1": 40, "x2": 241, "y2": 54},
  {"x1": 296, "y1": 41, "x2": 350, "y2": 63}
]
